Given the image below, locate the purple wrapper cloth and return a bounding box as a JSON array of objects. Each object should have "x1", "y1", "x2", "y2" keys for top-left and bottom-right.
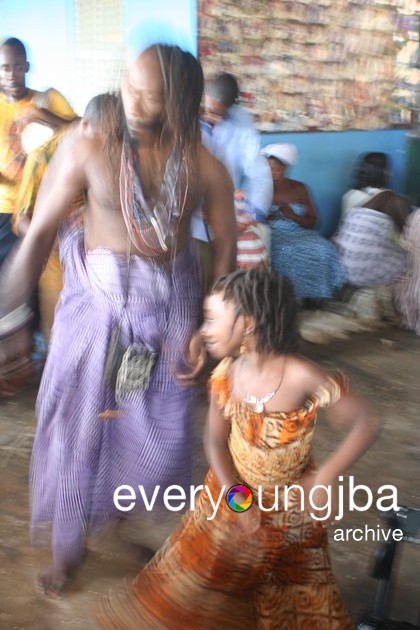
[{"x1": 30, "y1": 223, "x2": 201, "y2": 556}]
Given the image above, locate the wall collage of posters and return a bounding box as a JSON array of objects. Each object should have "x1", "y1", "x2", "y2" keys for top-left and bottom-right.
[{"x1": 198, "y1": 0, "x2": 420, "y2": 132}]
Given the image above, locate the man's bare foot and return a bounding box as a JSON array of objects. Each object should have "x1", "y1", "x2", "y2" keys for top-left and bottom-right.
[{"x1": 36, "y1": 565, "x2": 70, "y2": 599}]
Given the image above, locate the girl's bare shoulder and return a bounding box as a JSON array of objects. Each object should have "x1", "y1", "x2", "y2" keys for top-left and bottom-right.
[{"x1": 284, "y1": 354, "x2": 329, "y2": 395}]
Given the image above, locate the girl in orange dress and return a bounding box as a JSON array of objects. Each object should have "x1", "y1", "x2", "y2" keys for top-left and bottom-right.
[{"x1": 97, "y1": 268, "x2": 379, "y2": 629}]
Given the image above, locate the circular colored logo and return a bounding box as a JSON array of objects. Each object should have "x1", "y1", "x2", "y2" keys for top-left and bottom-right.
[{"x1": 226, "y1": 484, "x2": 254, "y2": 512}]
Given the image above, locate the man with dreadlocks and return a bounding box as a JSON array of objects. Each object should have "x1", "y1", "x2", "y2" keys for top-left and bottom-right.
[{"x1": 0, "y1": 38, "x2": 236, "y2": 596}]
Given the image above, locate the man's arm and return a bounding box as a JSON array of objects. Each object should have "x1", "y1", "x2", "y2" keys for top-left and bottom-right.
[
  {"x1": 0, "y1": 132, "x2": 86, "y2": 316},
  {"x1": 15, "y1": 107, "x2": 78, "y2": 134},
  {"x1": 16, "y1": 88, "x2": 79, "y2": 133},
  {"x1": 178, "y1": 149, "x2": 236, "y2": 382},
  {"x1": 201, "y1": 146, "x2": 237, "y2": 282},
  {"x1": 18, "y1": 106, "x2": 78, "y2": 131},
  {"x1": 12, "y1": 135, "x2": 61, "y2": 236}
]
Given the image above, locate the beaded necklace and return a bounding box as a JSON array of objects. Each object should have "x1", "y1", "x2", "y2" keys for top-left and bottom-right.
[{"x1": 120, "y1": 134, "x2": 188, "y2": 256}]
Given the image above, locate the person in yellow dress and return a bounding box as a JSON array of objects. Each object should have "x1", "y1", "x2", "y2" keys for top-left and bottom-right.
[{"x1": 0, "y1": 36, "x2": 77, "y2": 269}]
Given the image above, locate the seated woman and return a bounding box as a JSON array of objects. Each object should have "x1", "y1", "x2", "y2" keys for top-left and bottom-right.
[
  {"x1": 341, "y1": 151, "x2": 389, "y2": 218},
  {"x1": 333, "y1": 152, "x2": 411, "y2": 288},
  {"x1": 392, "y1": 208, "x2": 420, "y2": 335},
  {"x1": 262, "y1": 143, "x2": 345, "y2": 300}
]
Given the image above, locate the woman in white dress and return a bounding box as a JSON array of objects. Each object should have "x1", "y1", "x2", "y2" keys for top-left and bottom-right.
[{"x1": 333, "y1": 152, "x2": 411, "y2": 288}]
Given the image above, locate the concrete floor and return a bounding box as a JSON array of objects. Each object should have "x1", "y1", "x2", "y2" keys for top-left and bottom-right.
[{"x1": 0, "y1": 324, "x2": 419, "y2": 629}]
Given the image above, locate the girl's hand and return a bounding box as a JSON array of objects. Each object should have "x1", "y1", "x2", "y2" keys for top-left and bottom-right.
[{"x1": 177, "y1": 330, "x2": 207, "y2": 383}]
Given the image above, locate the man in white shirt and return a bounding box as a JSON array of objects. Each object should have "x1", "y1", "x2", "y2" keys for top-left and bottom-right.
[{"x1": 191, "y1": 73, "x2": 272, "y2": 284}]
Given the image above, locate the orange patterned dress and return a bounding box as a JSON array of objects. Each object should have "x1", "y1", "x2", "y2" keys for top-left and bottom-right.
[{"x1": 97, "y1": 358, "x2": 353, "y2": 629}]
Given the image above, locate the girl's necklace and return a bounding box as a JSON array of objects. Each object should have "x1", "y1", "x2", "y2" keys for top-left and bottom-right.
[{"x1": 238, "y1": 356, "x2": 286, "y2": 413}]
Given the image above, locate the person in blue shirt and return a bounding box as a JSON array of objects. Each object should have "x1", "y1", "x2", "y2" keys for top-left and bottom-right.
[
  {"x1": 191, "y1": 73, "x2": 272, "y2": 285},
  {"x1": 201, "y1": 73, "x2": 272, "y2": 221}
]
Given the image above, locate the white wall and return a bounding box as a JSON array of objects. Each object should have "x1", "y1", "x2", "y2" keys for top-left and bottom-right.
[
  {"x1": 125, "y1": 0, "x2": 197, "y2": 57},
  {"x1": 0, "y1": 0, "x2": 197, "y2": 115}
]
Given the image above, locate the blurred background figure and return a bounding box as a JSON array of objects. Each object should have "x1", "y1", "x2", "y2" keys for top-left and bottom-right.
[
  {"x1": 333, "y1": 152, "x2": 412, "y2": 320},
  {"x1": 0, "y1": 36, "x2": 77, "y2": 270},
  {"x1": 0, "y1": 36, "x2": 78, "y2": 391},
  {"x1": 201, "y1": 72, "x2": 272, "y2": 223},
  {"x1": 394, "y1": 207, "x2": 420, "y2": 336},
  {"x1": 235, "y1": 197, "x2": 269, "y2": 269},
  {"x1": 264, "y1": 143, "x2": 345, "y2": 301},
  {"x1": 13, "y1": 93, "x2": 117, "y2": 344},
  {"x1": 341, "y1": 151, "x2": 399, "y2": 217},
  {"x1": 192, "y1": 72, "x2": 272, "y2": 286}
]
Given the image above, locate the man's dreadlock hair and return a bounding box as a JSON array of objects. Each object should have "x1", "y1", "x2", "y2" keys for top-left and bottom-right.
[
  {"x1": 153, "y1": 44, "x2": 204, "y2": 174},
  {"x1": 211, "y1": 268, "x2": 300, "y2": 355}
]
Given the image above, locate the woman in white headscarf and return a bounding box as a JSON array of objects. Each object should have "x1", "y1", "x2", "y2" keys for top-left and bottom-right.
[{"x1": 262, "y1": 143, "x2": 345, "y2": 300}]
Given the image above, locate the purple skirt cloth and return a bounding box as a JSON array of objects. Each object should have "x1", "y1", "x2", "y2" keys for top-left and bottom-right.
[{"x1": 30, "y1": 223, "x2": 201, "y2": 552}]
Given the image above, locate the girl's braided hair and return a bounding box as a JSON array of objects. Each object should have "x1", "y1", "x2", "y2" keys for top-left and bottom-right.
[{"x1": 211, "y1": 268, "x2": 300, "y2": 355}]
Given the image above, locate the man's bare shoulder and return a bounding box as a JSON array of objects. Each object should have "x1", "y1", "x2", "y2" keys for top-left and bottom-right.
[
  {"x1": 199, "y1": 144, "x2": 233, "y2": 190},
  {"x1": 47, "y1": 126, "x2": 109, "y2": 190},
  {"x1": 58, "y1": 125, "x2": 102, "y2": 162},
  {"x1": 199, "y1": 143, "x2": 221, "y2": 170}
]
